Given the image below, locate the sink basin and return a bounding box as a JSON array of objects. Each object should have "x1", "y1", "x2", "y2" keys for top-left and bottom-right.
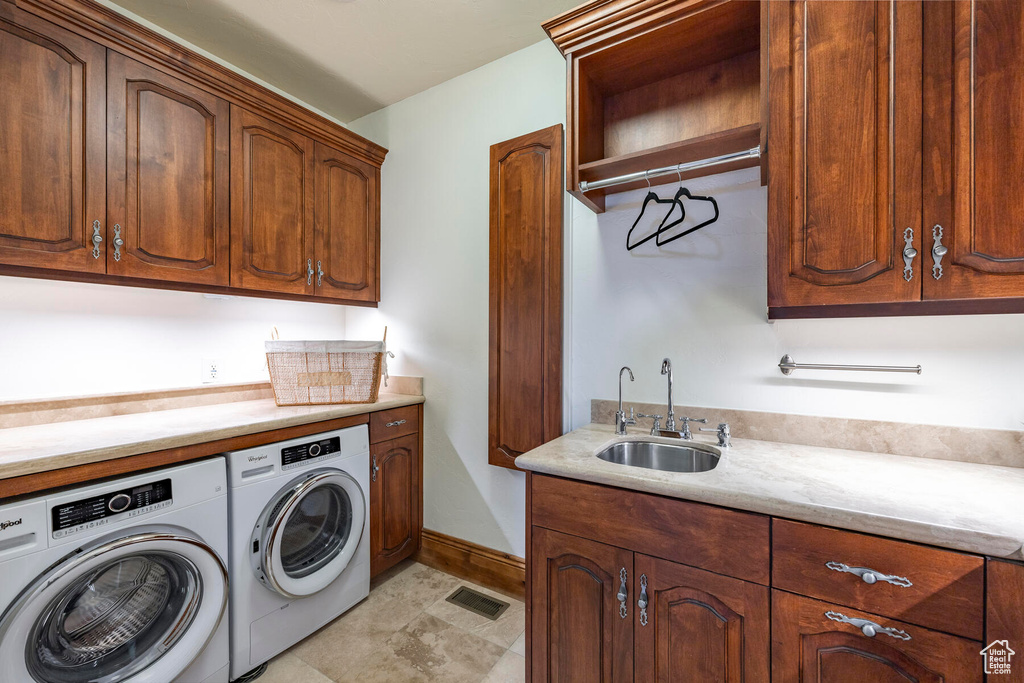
[{"x1": 596, "y1": 440, "x2": 721, "y2": 473}]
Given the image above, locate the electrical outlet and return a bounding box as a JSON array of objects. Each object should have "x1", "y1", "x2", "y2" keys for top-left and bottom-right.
[{"x1": 201, "y1": 358, "x2": 220, "y2": 384}]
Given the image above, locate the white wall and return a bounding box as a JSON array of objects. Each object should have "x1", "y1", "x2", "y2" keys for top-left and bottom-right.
[{"x1": 346, "y1": 40, "x2": 568, "y2": 557}]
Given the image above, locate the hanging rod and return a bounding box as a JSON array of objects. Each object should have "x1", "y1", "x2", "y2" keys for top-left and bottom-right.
[
  {"x1": 779, "y1": 355, "x2": 922, "y2": 376},
  {"x1": 579, "y1": 146, "x2": 762, "y2": 193}
]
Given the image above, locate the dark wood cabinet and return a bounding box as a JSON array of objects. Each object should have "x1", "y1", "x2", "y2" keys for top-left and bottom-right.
[
  {"x1": 0, "y1": 4, "x2": 106, "y2": 273},
  {"x1": 368, "y1": 406, "x2": 422, "y2": 577},
  {"x1": 230, "y1": 105, "x2": 315, "y2": 296},
  {"x1": 488, "y1": 125, "x2": 563, "y2": 470},
  {"x1": 314, "y1": 142, "x2": 379, "y2": 302},
  {"x1": 530, "y1": 526, "x2": 633, "y2": 683},
  {"x1": 771, "y1": 591, "x2": 981, "y2": 683},
  {"x1": 986, "y1": 559, "x2": 1024, "y2": 680},
  {"x1": 767, "y1": 0, "x2": 923, "y2": 311},
  {"x1": 635, "y1": 554, "x2": 769, "y2": 682},
  {"x1": 107, "y1": 52, "x2": 229, "y2": 285}
]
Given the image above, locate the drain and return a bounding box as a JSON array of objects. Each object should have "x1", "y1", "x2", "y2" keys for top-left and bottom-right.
[{"x1": 445, "y1": 586, "x2": 510, "y2": 621}]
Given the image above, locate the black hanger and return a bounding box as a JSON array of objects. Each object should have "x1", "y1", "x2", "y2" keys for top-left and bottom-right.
[
  {"x1": 626, "y1": 171, "x2": 678, "y2": 251},
  {"x1": 655, "y1": 174, "x2": 720, "y2": 246}
]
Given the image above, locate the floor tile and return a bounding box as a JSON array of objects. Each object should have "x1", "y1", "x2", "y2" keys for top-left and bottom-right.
[
  {"x1": 256, "y1": 652, "x2": 332, "y2": 683},
  {"x1": 509, "y1": 630, "x2": 526, "y2": 657},
  {"x1": 374, "y1": 562, "x2": 463, "y2": 610},
  {"x1": 424, "y1": 580, "x2": 526, "y2": 649},
  {"x1": 482, "y1": 651, "x2": 526, "y2": 683}
]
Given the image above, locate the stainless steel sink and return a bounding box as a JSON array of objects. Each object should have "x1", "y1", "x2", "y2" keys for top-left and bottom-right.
[{"x1": 596, "y1": 440, "x2": 720, "y2": 473}]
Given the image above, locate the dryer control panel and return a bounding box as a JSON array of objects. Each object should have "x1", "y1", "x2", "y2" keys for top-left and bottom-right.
[
  {"x1": 282, "y1": 436, "x2": 342, "y2": 470},
  {"x1": 51, "y1": 479, "x2": 173, "y2": 538}
]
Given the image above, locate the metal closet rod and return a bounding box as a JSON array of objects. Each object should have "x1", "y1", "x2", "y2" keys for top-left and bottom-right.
[
  {"x1": 579, "y1": 146, "x2": 762, "y2": 193},
  {"x1": 779, "y1": 355, "x2": 922, "y2": 376}
]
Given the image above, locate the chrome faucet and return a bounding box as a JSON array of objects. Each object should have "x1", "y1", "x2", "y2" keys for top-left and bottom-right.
[
  {"x1": 615, "y1": 366, "x2": 636, "y2": 435},
  {"x1": 659, "y1": 357, "x2": 706, "y2": 439}
]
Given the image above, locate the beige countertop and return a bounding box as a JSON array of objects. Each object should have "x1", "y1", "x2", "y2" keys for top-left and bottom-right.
[
  {"x1": 516, "y1": 423, "x2": 1024, "y2": 560},
  {"x1": 0, "y1": 393, "x2": 424, "y2": 483}
]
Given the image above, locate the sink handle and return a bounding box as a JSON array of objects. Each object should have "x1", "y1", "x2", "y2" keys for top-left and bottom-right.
[
  {"x1": 677, "y1": 416, "x2": 707, "y2": 439},
  {"x1": 637, "y1": 413, "x2": 663, "y2": 435}
]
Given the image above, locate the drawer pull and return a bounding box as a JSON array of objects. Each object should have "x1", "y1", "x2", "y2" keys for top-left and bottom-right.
[
  {"x1": 826, "y1": 561, "x2": 913, "y2": 587},
  {"x1": 385, "y1": 419, "x2": 407, "y2": 428},
  {"x1": 617, "y1": 568, "x2": 628, "y2": 619},
  {"x1": 637, "y1": 573, "x2": 649, "y2": 627},
  {"x1": 825, "y1": 610, "x2": 911, "y2": 641}
]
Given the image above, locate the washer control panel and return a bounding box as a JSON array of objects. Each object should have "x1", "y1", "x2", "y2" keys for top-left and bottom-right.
[
  {"x1": 51, "y1": 479, "x2": 173, "y2": 538},
  {"x1": 282, "y1": 435, "x2": 342, "y2": 470}
]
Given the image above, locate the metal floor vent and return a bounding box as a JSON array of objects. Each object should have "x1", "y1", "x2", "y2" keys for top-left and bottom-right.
[{"x1": 445, "y1": 586, "x2": 510, "y2": 621}]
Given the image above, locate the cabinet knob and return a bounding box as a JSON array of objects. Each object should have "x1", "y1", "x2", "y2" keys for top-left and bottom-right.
[
  {"x1": 901, "y1": 227, "x2": 916, "y2": 282},
  {"x1": 825, "y1": 610, "x2": 911, "y2": 641},
  {"x1": 931, "y1": 224, "x2": 947, "y2": 280},
  {"x1": 307, "y1": 258, "x2": 314, "y2": 286},
  {"x1": 91, "y1": 220, "x2": 103, "y2": 259},
  {"x1": 826, "y1": 561, "x2": 913, "y2": 587},
  {"x1": 617, "y1": 568, "x2": 628, "y2": 619},
  {"x1": 112, "y1": 224, "x2": 123, "y2": 262},
  {"x1": 637, "y1": 573, "x2": 649, "y2": 627},
  {"x1": 316, "y1": 260, "x2": 324, "y2": 287},
  {"x1": 371, "y1": 454, "x2": 379, "y2": 482}
]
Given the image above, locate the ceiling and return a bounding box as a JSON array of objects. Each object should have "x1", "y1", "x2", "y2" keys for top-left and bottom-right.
[{"x1": 111, "y1": 0, "x2": 580, "y2": 123}]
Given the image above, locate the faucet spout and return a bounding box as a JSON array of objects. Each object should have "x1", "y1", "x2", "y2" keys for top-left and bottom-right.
[
  {"x1": 616, "y1": 366, "x2": 635, "y2": 435},
  {"x1": 661, "y1": 358, "x2": 675, "y2": 431}
]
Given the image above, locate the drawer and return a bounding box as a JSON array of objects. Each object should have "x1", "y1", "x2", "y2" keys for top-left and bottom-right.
[
  {"x1": 772, "y1": 519, "x2": 984, "y2": 640},
  {"x1": 531, "y1": 474, "x2": 770, "y2": 584},
  {"x1": 369, "y1": 405, "x2": 419, "y2": 443}
]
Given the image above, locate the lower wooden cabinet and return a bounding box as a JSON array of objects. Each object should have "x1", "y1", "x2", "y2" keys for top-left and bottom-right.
[
  {"x1": 771, "y1": 591, "x2": 981, "y2": 682},
  {"x1": 369, "y1": 409, "x2": 422, "y2": 577}
]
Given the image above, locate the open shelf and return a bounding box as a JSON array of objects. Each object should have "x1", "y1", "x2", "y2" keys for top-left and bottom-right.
[{"x1": 544, "y1": 0, "x2": 764, "y2": 213}]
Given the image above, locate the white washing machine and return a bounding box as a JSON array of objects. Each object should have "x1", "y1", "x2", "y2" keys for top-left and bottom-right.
[
  {"x1": 0, "y1": 458, "x2": 230, "y2": 683},
  {"x1": 225, "y1": 425, "x2": 370, "y2": 680}
]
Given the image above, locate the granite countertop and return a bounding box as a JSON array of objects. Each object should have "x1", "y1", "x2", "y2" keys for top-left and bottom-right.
[
  {"x1": 516, "y1": 423, "x2": 1024, "y2": 560},
  {"x1": 0, "y1": 393, "x2": 424, "y2": 483}
]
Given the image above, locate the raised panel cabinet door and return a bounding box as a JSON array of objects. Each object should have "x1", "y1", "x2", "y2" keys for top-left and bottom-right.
[
  {"x1": 0, "y1": 5, "x2": 105, "y2": 273},
  {"x1": 230, "y1": 105, "x2": 314, "y2": 295},
  {"x1": 369, "y1": 433, "x2": 420, "y2": 576},
  {"x1": 922, "y1": 1, "x2": 1024, "y2": 302},
  {"x1": 635, "y1": 554, "x2": 769, "y2": 682},
  {"x1": 767, "y1": 0, "x2": 923, "y2": 310},
  {"x1": 313, "y1": 142, "x2": 379, "y2": 302},
  {"x1": 530, "y1": 527, "x2": 633, "y2": 683},
  {"x1": 771, "y1": 591, "x2": 982, "y2": 683},
  {"x1": 106, "y1": 52, "x2": 229, "y2": 284},
  {"x1": 488, "y1": 124, "x2": 563, "y2": 470}
]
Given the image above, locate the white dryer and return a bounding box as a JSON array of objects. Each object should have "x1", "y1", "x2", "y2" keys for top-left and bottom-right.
[
  {"x1": 0, "y1": 458, "x2": 230, "y2": 683},
  {"x1": 225, "y1": 425, "x2": 370, "y2": 680}
]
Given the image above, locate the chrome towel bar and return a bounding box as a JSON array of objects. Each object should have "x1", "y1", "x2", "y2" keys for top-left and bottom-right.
[{"x1": 778, "y1": 354, "x2": 922, "y2": 376}]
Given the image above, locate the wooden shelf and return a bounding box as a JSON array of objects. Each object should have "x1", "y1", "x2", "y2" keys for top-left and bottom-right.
[{"x1": 544, "y1": 0, "x2": 764, "y2": 213}]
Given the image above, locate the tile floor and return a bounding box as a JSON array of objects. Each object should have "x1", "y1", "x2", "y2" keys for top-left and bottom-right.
[{"x1": 254, "y1": 561, "x2": 526, "y2": 683}]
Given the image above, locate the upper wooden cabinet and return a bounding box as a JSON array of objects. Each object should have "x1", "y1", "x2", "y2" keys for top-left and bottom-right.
[
  {"x1": 769, "y1": 0, "x2": 1024, "y2": 318},
  {"x1": 544, "y1": 0, "x2": 763, "y2": 213},
  {"x1": 230, "y1": 105, "x2": 315, "y2": 296},
  {"x1": 0, "y1": 0, "x2": 385, "y2": 306},
  {"x1": 0, "y1": 3, "x2": 106, "y2": 273},
  {"x1": 107, "y1": 52, "x2": 230, "y2": 285}
]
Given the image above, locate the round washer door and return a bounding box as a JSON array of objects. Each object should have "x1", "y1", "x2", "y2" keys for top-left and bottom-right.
[
  {"x1": 0, "y1": 530, "x2": 227, "y2": 683},
  {"x1": 254, "y1": 469, "x2": 365, "y2": 598}
]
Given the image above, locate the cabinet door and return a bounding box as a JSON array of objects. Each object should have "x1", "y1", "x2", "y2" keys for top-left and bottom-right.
[
  {"x1": 313, "y1": 142, "x2": 379, "y2": 302},
  {"x1": 922, "y1": 1, "x2": 1024, "y2": 302},
  {"x1": 636, "y1": 554, "x2": 769, "y2": 682},
  {"x1": 530, "y1": 527, "x2": 633, "y2": 683},
  {"x1": 987, "y1": 559, "x2": 1024, "y2": 678},
  {"x1": 771, "y1": 591, "x2": 981, "y2": 683},
  {"x1": 0, "y1": 6, "x2": 105, "y2": 273},
  {"x1": 230, "y1": 105, "x2": 314, "y2": 294},
  {"x1": 370, "y1": 433, "x2": 420, "y2": 576},
  {"x1": 767, "y1": 0, "x2": 923, "y2": 309},
  {"x1": 107, "y1": 52, "x2": 229, "y2": 285}
]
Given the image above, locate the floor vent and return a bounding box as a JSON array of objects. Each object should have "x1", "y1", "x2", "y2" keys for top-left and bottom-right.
[{"x1": 445, "y1": 586, "x2": 510, "y2": 621}]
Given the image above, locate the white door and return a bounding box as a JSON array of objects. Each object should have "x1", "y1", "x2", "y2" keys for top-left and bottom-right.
[
  {"x1": 253, "y1": 469, "x2": 365, "y2": 598},
  {"x1": 0, "y1": 530, "x2": 227, "y2": 683}
]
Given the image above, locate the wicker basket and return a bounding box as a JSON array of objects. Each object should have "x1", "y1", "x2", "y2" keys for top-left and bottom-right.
[{"x1": 265, "y1": 340, "x2": 385, "y2": 406}]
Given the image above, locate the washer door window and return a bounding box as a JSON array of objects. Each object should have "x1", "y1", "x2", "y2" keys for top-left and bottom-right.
[
  {"x1": 255, "y1": 469, "x2": 365, "y2": 598},
  {"x1": 0, "y1": 532, "x2": 227, "y2": 683}
]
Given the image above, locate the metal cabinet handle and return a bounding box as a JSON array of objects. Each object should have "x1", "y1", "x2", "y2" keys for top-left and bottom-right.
[
  {"x1": 385, "y1": 419, "x2": 407, "y2": 428},
  {"x1": 316, "y1": 260, "x2": 324, "y2": 287},
  {"x1": 638, "y1": 573, "x2": 649, "y2": 626},
  {"x1": 931, "y1": 224, "x2": 947, "y2": 280},
  {"x1": 307, "y1": 259, "x2": 314, "y2": 285},
  {"x1": 112, "y1": 224, "x2": 123, "y2": 262},
  {"x1": 617, "y1": 568, "x2": 628, "y2": 619},
  {"x1": 371, "y1": 454, "x2": 379, "y2": 482},
  {"x1": 902, "y1": 227, "x2": 917, "y2": 281},
  {"x1": 826, "y1": 561, "x2": 913, "y2": 587},
  {"x1": 91, "y1": 220, "x2": 103, "y2": 259},
  {"x1": 825, "y1": 610, "x2": 911, "y2": 641}
]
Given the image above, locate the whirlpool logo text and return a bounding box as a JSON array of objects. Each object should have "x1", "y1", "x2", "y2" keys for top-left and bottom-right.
[{"x1": 0, "y1": 518, "x2": 23, "y2": 531}]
